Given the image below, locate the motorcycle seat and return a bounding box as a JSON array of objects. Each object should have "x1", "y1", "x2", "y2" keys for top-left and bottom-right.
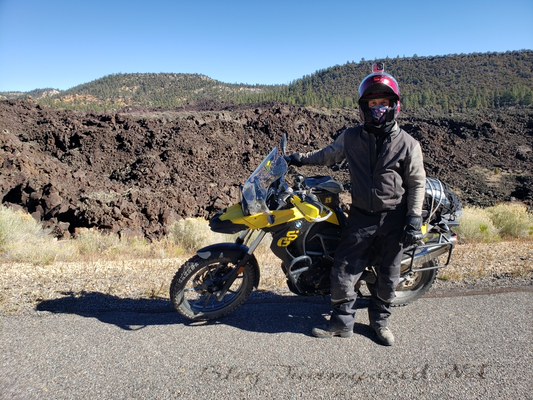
[{"x1": 304, "y1": 176, "x2": 344, "y2": 194}]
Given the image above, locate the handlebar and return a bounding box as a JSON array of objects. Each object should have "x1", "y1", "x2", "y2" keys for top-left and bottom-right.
[
  {"x1": 288, "y1": 192, "x2": 333, "y2": 223},
  {"x1": 275, "y1": 172, "x2": 335, "y2": 223}
]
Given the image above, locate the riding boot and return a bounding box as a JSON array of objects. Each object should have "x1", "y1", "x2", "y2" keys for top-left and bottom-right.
[{"x1": 328, "y1": 254, "x2": 367, "y2": 330}]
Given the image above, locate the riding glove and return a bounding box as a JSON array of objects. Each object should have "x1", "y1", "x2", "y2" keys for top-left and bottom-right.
[
  {"x1": 284, "y1": 153, "x2": 303, "y2": 167},
  {"x1": 402, "y1": 215, "x2": 424, "y2": 246}
]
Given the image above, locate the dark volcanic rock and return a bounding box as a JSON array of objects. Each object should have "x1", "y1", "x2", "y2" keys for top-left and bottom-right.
[{"x1": 1, "y1": 100, "x2": 532, "y2": 239}]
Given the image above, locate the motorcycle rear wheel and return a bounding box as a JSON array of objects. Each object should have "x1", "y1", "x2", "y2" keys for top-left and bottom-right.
[
  {"x1": 170, "y1": 255, "x2": 256, "y2": 320},
  {"x1": 392, "y1": 259, "x2": 438, "y2": 307}
]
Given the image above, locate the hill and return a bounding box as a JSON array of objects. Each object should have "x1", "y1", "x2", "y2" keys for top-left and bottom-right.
[
  {"x1": 1, "y1": 50, "x2": 532, "y2": 111},
  {"x1": 1, "y1": 99, "x2": 531, "y2": 240}
]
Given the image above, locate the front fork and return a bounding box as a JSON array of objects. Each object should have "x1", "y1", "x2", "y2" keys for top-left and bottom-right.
[
  {"x1": 215, "y1": 229, "x2": 267, "y2": 301},
  {"x1": 215, "y1": 194, "x2": 293, "y2": 300}
]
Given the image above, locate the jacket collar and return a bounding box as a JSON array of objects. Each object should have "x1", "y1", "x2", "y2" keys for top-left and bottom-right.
[{"x1": 363, "y1": 122, "x2": 400, "y2": 138}]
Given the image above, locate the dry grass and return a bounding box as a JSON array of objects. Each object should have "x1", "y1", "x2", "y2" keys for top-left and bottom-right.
[
  {"x1": 0, "y1": 258, "x2": 183, "y2": 314},
  {"x1": 438, "y1": 240, "x2": 533, "y2": 281},
  {"x1": 0, "y1": 251, "x2": 286, "y2": 314},
  {"x1": 1, "y1": 240, "x2": 531, "y2": 314},
  {"x1": 1, "y1": 207, "x2": 532, "y2": 314},
  {"x1": 454, "y1": 204, "x2": 533, "y2": 243}
]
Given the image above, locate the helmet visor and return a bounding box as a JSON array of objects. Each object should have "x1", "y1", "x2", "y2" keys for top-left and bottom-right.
[{"x1": 358, "y1": 73, "x2": 400, "y2": 103}]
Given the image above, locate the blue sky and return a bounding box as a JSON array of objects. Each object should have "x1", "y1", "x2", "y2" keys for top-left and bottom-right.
[{"x1": 0, "y1": 0, "x2": 532, "y2": 92}]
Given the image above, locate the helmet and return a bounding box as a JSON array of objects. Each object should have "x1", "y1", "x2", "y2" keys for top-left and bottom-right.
[{"x1": 358, "y1": 63, "x2": 400, "y2": 125}]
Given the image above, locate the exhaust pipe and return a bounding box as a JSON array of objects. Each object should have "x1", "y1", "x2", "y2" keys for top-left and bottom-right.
[{"x1": 401, "y1": 235, "x2": 457, "y2": 270}]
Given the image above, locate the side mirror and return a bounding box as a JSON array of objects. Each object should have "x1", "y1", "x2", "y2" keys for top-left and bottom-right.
[{"x1": 280, "y1": 133, "x2": 287, "y2": 156}]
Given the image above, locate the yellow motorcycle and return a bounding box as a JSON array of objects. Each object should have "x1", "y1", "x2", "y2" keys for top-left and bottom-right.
[{"x1": 170, "y1": 135, "x2": 461, "y2": 321}]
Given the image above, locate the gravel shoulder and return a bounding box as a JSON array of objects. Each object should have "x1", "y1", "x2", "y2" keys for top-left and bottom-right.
[{"x1": 1, "y1": 241, "x2": 531, "y2": 315}]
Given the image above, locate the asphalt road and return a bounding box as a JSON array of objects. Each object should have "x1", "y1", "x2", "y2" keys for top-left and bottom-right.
[{"x1": 1, "y1": 288, "x2": 532, "y2": 400}]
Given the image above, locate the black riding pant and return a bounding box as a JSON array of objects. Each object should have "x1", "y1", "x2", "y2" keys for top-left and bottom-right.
[{"x1": 328, "y1": 207, "x2": 405, "y2": 331}]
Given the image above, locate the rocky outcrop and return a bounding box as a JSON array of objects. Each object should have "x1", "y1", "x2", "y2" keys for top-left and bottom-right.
[{"x1": 1, "y1": 100, "x2": 532, "y2": 240}]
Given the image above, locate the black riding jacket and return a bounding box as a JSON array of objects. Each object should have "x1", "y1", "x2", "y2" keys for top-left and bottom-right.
[{"x1": 297, "y1": 123, "x2": 426, "y2": 216}]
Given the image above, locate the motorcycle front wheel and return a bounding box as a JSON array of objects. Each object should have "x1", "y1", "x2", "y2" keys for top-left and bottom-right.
[
  {"x1": 392, "y1": 259, "x2": 438, "y2": 307},
  {"x1": 169, "y1": 255, "x2": 257, "y2": 320}
]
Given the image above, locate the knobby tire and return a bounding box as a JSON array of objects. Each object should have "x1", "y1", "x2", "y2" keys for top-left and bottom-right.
[{"x1": 169, "y1": 255, "x2": 256, "y2": 320}]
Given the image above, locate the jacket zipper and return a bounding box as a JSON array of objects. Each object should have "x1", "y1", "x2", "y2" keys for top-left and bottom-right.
[{"x1": 369, "y1": 132, "x2": 377, "y2": 212}]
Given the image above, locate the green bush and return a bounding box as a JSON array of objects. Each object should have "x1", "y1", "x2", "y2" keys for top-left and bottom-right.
[
  {"x1": 454, "y1": 203, "x2": 533, "y2": 243},
  {"x1": 486, "y1": 203, "x2": 533, "y2": 239},
  {"x1": 453, "y1": 206, "x2": 500, "y2": 243}
]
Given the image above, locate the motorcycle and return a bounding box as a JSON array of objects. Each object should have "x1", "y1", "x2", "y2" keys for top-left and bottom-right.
[{"x1": 169, "y1": 134, "x2": 462, "y2": 321}]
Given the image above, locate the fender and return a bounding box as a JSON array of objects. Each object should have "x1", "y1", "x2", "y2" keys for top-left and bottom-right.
[{"x1": 197, "y1": 243, "x2": 261, "y2": 289}]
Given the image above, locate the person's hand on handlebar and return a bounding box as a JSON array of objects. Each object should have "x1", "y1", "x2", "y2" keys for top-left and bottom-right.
[{"x1": 284, "y1": 153, "x2": 303, "y2": 167}]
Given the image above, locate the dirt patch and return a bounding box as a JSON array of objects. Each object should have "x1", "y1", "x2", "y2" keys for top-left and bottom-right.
[{"x1": 1, "y1": 100, "x2": 532, "y2": 240}]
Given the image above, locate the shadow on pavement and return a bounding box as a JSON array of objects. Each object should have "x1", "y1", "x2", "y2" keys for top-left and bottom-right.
[{"x1": 35, "y1": 291, "x2": 372, "y2": 337}]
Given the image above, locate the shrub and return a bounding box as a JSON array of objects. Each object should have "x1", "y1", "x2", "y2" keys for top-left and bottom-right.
[
  {"x1": 74, "y1": 228, "x2": 120, "y2": 255},
  {"x1": 0, "y1": 205, "x2": 45, "y2": 250},
  {"x1": 486, "y1": 203, "x2": 533, "y2": 239},
  {"x1": 167, "y1": 217, "x2": 272, "y2": 254},
  {"x1": 167, "y1": 218, "x2": 217, "y2": 252},
  {"x1": 73, "y1": 230, "x2": 159, "y2": 260},
  {"x1": 453, "y1": 206, "x2": 500, "y2": 243},
  {"x1": 0, "y1": 205, "x2": 76, "y2": 264}
]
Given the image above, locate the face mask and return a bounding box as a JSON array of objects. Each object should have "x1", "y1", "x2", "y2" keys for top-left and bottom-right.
[{"x1": 369, "y1": 104, "x2": 389, "y2": 125}]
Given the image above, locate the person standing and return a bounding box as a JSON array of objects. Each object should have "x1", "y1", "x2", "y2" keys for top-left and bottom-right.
[{"x1": 286, "y1": 63, "x2": 426, "y2": 345}]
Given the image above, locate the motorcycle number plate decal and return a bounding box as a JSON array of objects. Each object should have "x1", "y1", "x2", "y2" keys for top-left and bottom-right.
[{"x1": 277, "y1": 230, "x2": 299, "y2": 247}]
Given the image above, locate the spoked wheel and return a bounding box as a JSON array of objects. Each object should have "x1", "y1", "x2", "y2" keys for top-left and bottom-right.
[
  {"x1": 170, "y1": 255, "x2": 257, "y2": 320},
  {"x1": 392, "y1": 259, "x2": 438, "y2": 307}
]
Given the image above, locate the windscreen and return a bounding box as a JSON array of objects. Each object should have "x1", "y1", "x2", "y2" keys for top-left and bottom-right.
[{"x1": 241, "y1": 147, "x2": 287, "y2": 215}]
